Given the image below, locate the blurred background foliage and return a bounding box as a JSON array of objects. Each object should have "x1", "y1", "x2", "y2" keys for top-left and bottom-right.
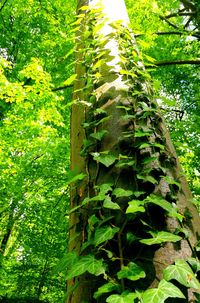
[{"x1": 0, "y1": 0, "x2": 199, "y2": 302}]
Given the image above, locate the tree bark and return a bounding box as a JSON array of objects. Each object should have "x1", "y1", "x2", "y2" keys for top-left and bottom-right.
[{"x1": 67, "y1": 1, "x2": 200, "y2": 302}]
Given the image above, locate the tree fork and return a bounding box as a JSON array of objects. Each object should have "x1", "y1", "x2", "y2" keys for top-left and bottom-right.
[{"x1": 67, "y1": 1, "x2": 200, "y2": 302}]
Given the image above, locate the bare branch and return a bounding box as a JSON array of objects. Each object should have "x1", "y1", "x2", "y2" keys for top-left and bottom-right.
[
  {"x1": 0, "y1": 0, "x2": 8, "y2": 13},
  {"x1": 165, "y1": 12, "x2": 195, "y2": 19},
  {"x1": 159, "y1": 15, "x2": 179, "y2": 29},
  {"x1": 52, "y1": 84, "x2": 73, "y2": 92},
  {"x1": 146, "y1": 59, "x2": 200, "y2": 68}
]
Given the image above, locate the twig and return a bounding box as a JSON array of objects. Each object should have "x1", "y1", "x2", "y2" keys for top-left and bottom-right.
[{"x1": 146, "y1": 59, "x2": 200, "y2": 68}]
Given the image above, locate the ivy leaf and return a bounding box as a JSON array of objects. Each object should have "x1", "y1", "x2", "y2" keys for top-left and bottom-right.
[
  {"x1": 138, "y1": 142, "x2": 151, "y2": 149},
  {"x1": 142, "y1": 156, "x2": 157, "y2": 165},
  {"x1": 117, "y1": 262, "x2": 146, "y2": 281},
  {"x1": 141, "y1": 279, "x2": 185, "y2": 303},
  {"x1": 91, "y1": 152, "x2": 117, "y2": 167},
  {"x1": 145, "y1": 195, "x2": 183, "y2": 220},
  {"x1": 113, "y1": 188, "x2": 133, "y2": 198},
  {"x1": 135, "y1": 130, "x2": 152, "y2": 137},
  {"x1": 103, "y1": 196, "x2": 121, "y2": 210},
  {"x1": 140, "y1": 231, "x2": 182, "y2": 245},
  {"x1": 94, "y1": 282, "x2": 120, "y2": 299},
  {"x1": 187, "y1": 257, "x2": 200, "y2": 272},
  {"x1": 90, "y1": 130, "x2": 108, "y2": 141},
  {"x1": 126, "y1": 200, "x2": 145, "y2": 214},
  {"x1": 116, "y1": 160, "x2": 135, "y2": 168},
  {"x1": 137, "y1": 174, "x2": 158, "y2": 184},
  {"x1": 66, "y1": 255, "x2": 105, "y2": 279},
  {"x1": 164, "y1": 259, "x2": 200, "y2": 289},
  {"x1": 106, "y1": 292, "x2": 138, "y2": 303},
  {"x1": 133, "y1": 191, "x2": 145, "y2": 198},
  {"x1": 94, "y1": 226, "x2": 119, "y2": 246}
]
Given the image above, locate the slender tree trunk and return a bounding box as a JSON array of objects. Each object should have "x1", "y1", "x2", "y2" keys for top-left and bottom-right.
[{"x1": 67, "y1": 1, "x2": 200, "y2": 302}]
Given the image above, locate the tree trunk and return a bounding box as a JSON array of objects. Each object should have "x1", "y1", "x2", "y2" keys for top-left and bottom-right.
[{"x1": 67, "y1": 1, "x2": 200, "y2": 302}]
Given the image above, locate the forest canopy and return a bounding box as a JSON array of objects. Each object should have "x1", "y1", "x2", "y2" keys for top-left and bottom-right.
[{"x1": 0, "y1": 0, "x2": 199, "y2": 302}]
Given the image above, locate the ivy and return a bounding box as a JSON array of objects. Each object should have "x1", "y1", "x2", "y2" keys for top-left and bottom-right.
[
  {"x1": 141, "y1": 279, "x2": 185, "y2": 303},
  {"x1": 66, "y1": 255, "x2": 106, "y2": 280}
]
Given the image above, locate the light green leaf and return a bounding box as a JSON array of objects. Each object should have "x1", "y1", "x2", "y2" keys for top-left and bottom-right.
[
  {"x1": 90, "y1": 130, "x2": 108, "y2": 141},
  {"x1": 135, "y1": 130, "x2": 152, "y2": 137},
  {"x1": 164, "y1": 259, "x2": 200, "y2": 289},
  {"x1": 66, "y1": 255, "x2": 105, "y2": 279},
  {"x1": 145, "y1": 195, "x2": 183, "y2": 220},
  {"x1": 138, "y1": 142, "x2": 151, "y2": 149},
  {"x1": 94, "y1": 282, "x2": 120, "y2": 299},
  {"x1": 141, "y1": 279, "x2": 185, "y2": 303},
  {"x1": 106, "y1": 292, "x2": 138, "y2": 303},
  {"x1": 115, "y1": 159, "x2": 135, "y2": 168},
  {"x1": 137, "y1": 175, "x2": 158, "y2": 184},
  {"x1": 94, "y1": 226, "x2": 119, "y2": 246},
  {"x1": 117, "y1": 262, "x2": 146, "y2": 281},
  {"x1": 63, "y1": 74, "x2": 77, "y2": 86},
  {"x1": 103, "y1": 196, "x2": 121, "y2": 210},
  {"x1": 113, "y1": 188, "x2": 133, "y2": 198},
  {"x1": 126, "y1": 200, "x2": 145, "y2": 214},
  {"x1": 91, "y1": 152, "x2": 117, "y2": 167},
  {"x1": 140, "y1": 231, "x2": 182, "y2": 245}
]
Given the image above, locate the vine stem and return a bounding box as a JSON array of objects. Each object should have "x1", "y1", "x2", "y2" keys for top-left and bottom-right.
[{"x1": 118, "y1": 219, "x2": 128, "y2": 291}]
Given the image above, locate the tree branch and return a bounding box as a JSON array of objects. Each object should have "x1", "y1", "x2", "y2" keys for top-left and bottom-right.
[
  {"x1": 181, "y1": 0, "x2": 196, "y2": 11},
  {"x1": 0, "y1": 0, "x2": 8, "y2": 13},
  {"x1": 165, "y1": 12, "x2": 195, "y2": 19},
  {"x1": 159, "y1": 15, "x2": 179, "y2": 29},
  {"x1": 51, "y1": 84, "x2": 73, "y2": 91},
  {"x1": 135, "y1": 31, "x2": 200, "y2": 39},
  {"x1": 146, "y1": 59, "x2": 200, "y2": 68}
]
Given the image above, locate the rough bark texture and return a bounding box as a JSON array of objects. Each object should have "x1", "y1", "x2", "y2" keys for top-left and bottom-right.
[{"x1": 67, "y1": 1, "x2": 200, "y2": 302}]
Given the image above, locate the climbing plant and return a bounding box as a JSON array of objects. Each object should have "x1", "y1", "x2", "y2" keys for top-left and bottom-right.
[{"x1": 66, "y1": 2, "x2": 200, "y2": 303}]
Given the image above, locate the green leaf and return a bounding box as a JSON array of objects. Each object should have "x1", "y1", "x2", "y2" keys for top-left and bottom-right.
[
  {"x1": 106, "y1": 292, "x2": 138, "y2": 303},
  {"x1": 103, "y1": 196, "x2": 121, "y2": 210},
  {"x1": 135, "y1": 130, "x2": 152, "y2": 137},
  {"x1": 66, "y1": 172, "x2": 86, "y2": 185},
  {"x1": 142, "y1": 156, "x2": 157, "y2": 165},
  {"x1": 141, "y1": 279, "x2": 185, "y2": 303},
  {"x1": 90, "y1": 130, "x2": 108, "y2": 141},
  {"x1": 63, "y1": 74, "x2": 77, "y2": 86},
  {"x1": 117, "y1": 262, "x2": 146, "y2": 281},
  {"x1": 138, "y1": 142, "x2": 151, "y2": 149},
  {"x1": 187, "y1": 257, "x2": 200, "y2": 272},
  {"x1": 91, "y1": 152, "x2": 117, "y2": 167},
  {"x1": 164, "y1": 259, "x2": 200, "y2": 289},
  {"x1": 133, "y1": 191, "x2": 145, "y2": 198},
  {"x1": 126, "y1": 200, "x2": 145, "y2": 214},
  {"x1": 145, "y1": 195, "x2": 183, "y2": 220},
  {"x1": 94, "y1": 226, "x2": 120, "y2": 246},
  {"x1": 115, "y1": 157, "x2": 135, "y2": 168},
  {"x1": 140, "y1": 231, "x2": 182, "y2": 245},
  {"x1": 113, "y1": 188, "x2": 133, "y2": 198},
  {"x1": 137, "y1": 174, "x2": 158, "y2": 184},
  {"x1": 97, "y1": 183, "x2": 113, "y2": 195},
  {"x1": 94, "y1": 282, "x2": 120, "y2": 299},
  {"x1": 66, "y1": 255, "x2": 105, "y2": 279}
]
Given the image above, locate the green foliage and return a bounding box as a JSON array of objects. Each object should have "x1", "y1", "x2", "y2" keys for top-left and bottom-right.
[
  {"x1": 65, "y1": 255, "x2": 106, "y2": 279},
  {"x1": 117, "y1": 262, "x2": 146, "y2": 281},
  {"x1": 141, "y1": 279, "x2": 185, "y2": 303},
  {"x1": 164, "y1": 259, "x2": 200, "y2": 289}
]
